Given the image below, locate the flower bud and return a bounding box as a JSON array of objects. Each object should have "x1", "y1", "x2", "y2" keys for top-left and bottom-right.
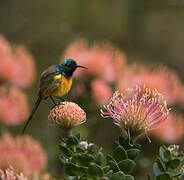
[{"x1": 48, "y1": 101, "x2": 86, "y2": 129}]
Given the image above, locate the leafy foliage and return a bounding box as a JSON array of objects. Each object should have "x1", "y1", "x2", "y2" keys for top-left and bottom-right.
[
  {"x1": 59, "y1": 134, "x2": 140, "y2": 180},
  {"x1": 153, "y1": 145, "x2": 184, "y2": 180}
]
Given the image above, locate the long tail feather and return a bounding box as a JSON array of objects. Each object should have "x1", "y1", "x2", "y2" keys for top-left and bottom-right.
[{"x1": 22, "y1": 96, "x2": 42, "y2": 134}]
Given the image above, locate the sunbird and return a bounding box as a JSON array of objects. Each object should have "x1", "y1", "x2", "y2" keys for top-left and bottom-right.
[{"x1": 22, "y1": 59, "x2": 87, "y2": 134}]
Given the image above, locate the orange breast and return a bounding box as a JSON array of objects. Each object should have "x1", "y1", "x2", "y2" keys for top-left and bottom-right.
[{"x1": 52, "y1": 75, "x2": 72, "y2": 97}]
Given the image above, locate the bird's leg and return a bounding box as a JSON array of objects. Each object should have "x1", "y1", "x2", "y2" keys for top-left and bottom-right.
[
  {"x1": 50, "y1": 96, "x2": 60, "y2": 109},
  {"x1": 50, "y1": 96, "x2": 57, "y2": 105},
  {"x1": 57, "y1": 97, "x2": 66, "y2": 104},
  {"x1": 50, "y1": 96, "x2": 64, "y2": 109}
]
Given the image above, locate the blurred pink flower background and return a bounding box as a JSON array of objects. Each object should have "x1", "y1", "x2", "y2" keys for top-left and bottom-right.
[
  {"x1": 0, "y1": 35, "x2": 36, "y2": 88},
  {"x1": 91, "y1": 79, "x2": 112, "y2": 106},
  {"x1": 117, "y1": 63, "x2": 182, "y2": 105},
  {"x1": 0, "y1": 86, "x2": 29, "y2": 125},
  {"x1": 150, "y1": 113, "x2": 184, "y2": 143},
  {"x1": 0, "y1": 35, "x2": 36, "y2": 126},
  {"x1": 62, "y1": 38, "x2": 127, "y2": 82},
  {"x1": 0, "y1": 166, "x2": 27, "y2": 180},
  {"x1": 0, "y1": 134, "x2": 47, "y2": 177}
]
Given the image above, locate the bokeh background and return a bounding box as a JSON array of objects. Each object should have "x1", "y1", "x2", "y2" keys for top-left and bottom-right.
[{"x1": 1, "y1": 0, "x2": 184, "y2": 179}]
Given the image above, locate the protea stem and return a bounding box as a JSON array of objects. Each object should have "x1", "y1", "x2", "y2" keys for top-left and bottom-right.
[{"x1": 63, "y1": 128, "x2": 72, "y2": 137}]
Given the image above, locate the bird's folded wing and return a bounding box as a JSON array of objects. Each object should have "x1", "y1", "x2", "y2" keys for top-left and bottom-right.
[{"x1": 39, "y1": 65, "x2": 61, "y2": 97}]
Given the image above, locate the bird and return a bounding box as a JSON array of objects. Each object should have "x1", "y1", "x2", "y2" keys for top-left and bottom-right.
[{"x1": 22, "y1": 59, "x2": 87, "y2": 134}]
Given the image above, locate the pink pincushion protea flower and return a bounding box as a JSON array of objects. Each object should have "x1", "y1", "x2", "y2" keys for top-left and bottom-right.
[
  {"x1": 0, "y1": 166, "x2": 27, "y2": 180},
  {"x1": 101, "y1": 85, "x2": 170, "y2": 138},
  {"x1": 48, "y1": 101, "x2": 86, "y2": 129},
  {"x1": 0, "y1": 35, "x2": 36, "y2": 88},
  {"x1": 0, "y1": 167, "x2": 55, "y2": 180},
  {"x1": 117, "y1": 64, "x2": 182, "y2": 105},
  {"x1": 151, "y1": 113, "x2": 184, "y2": 143},
  {"x1": 91, "y1": 79, "x2": 112, "y2": 106},
  {"x1": 0, "y1": 135, "x2": 47, "y2": 177},
  {"x1": 0, "y1": 36, "x2": 14, "y2": 82},
  {"x1": 10, "y1": 46, "x2": 36, "y2": 88},
  {"x1": 62, "y1": 38, "x2": 126, "y2": 82},
  {"x1": 0, "y1": 86, "x2": 29, "y2": 125}
]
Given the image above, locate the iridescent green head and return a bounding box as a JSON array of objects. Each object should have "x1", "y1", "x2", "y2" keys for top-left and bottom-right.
[{"x1": 59, "y1": 59, "x2": 87, "y2": 78}]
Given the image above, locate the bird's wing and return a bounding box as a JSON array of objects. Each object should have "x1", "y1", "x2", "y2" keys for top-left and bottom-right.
[
  {"x1": 39, "y1": 65, "x2": 61, "y2": 98},
  {"x1": 40, "y1": 65, "x2": 58, "y2": 82}
]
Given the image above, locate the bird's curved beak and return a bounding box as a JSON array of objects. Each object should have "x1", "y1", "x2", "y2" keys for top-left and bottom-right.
[{"x1": 76, "y1": 65, "x2": 88, "y2": 69}]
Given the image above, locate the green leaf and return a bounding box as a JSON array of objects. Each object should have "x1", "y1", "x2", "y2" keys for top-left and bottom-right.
[
  {"x1": 68, "y1": 177, "x2": 78, "y2": 180},
  {"x1": 95, "y1": 152, "x2": 105, "y2": 166},
  {"x1": 119, "y1": 136, "x2": 132, "y2": 150},
  {"x1": 113, "y1": 146, "x2": 127, "y2": 162},
  {"x1": 60, "y1": 141, "x2": 66, "y2": 147},
  {"x1": 127, "y1": 149, "x2": 140, "y2": 160},
  {"x1": 66, "y1": 136, "x2": 79, "y2": 147},
  {"x1": 180, "y1": 174, "x2": 184, "y2": 180},
  {"x1": 125, "y1": 175, "x2": 134, "y2": 180},
  {"x1": 118, "y1": 159, "x2": 136, "y2": 174},
  {"x1": 110, "y1": 171, "x2": 126, "y2": 180},
  {"x1": 133, "y1": 144, "x2": 141, "y2": 149},
  {"x1": 103, "y1": 166, "x2": 111, "y2": 173},
  {"x1": 76, "y1": 147, "x2": 85, "y2": 153},
  {"x1": 119, "y1": 136, "x2": 126, "y2": 145},
  {"x1": 71, "y1": 155, "x2": 78, "y2": 163},
  {"x1": 108, "y1": 160, "x2": 119, "y2": 173},
  {"x1": 113, "y1": 141, "x2": 119, "y2": 150},
  {"x1": 167, "y1": 159, "x2": 180, "y2": 170},
  {"x1": 60, "y1": 145, "x2": 73, "y2": 157},
  {"x1": 59, "y1": 155, "x2": 68, "y2": 163},
  {"x1": 107, "y1": 155, "x2": 115, "y2": 162},
  {"x1": 88, "y1": 163, "x2": 103, "y2": 177},
  {"x1": 153, "y1": 158, "x2": 165, "y2": 176},
  {"x1": 156, "y1": 173, "x2": 171, "y2": 180},
  {"x1": 106, "y1": 170, "x2": 113, "y2": 177},
  {"x1": 159, "y1": 146, "x2": 172, "y2": 163},
  {"x1": 78, "y1": 153, "x2": 94, "y2": 166},
  {"x1": 101, "y1": 177, "x2": 110, "y2": 180},
  {"x1": 79, "y1": 178, "x2": 87, "y2": 180},
  {"x1": 88, "y1": 143, "x2": 95, "y2": 154},
  {"x1": 64, "y1": 162, "x2": 85, "y2": 176}
]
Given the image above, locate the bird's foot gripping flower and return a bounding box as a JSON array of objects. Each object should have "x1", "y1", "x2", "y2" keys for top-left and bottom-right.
[
  {"x1": 48, "y1": 101, "x2": 86, "y2": 136},
  {"x1": 101, "y1": 85, "x2": 170, "y2": 141}
]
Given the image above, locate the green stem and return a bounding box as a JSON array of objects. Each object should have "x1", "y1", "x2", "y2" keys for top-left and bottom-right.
[
  {"x1": 170, "y1": 158, "x2": 184, "y2": 177},
  {"x1": 63, "y1": 128, "x2": 72, "y2": 137}
]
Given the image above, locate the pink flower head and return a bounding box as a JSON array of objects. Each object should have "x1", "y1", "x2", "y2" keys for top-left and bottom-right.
[
  {"x1": 0, "y1": 135, "x2": 47, "y2": 177},
  {"x1": 62, "y1": 38, "x2": 126, "y2": 82},
  {"x1": 0, "y1": 166, "x2": 27, "y2": 180},
  {"x1": 0, "y1": 86, "x2": 29, "y2": 125},
  {"x1": 10, "y1": 46, "x2": 36, "y2": 88},
  {"x1": 151, "y1": 113, "x2": 184, "y2": 143},
  {"x1": 0, "y1": 35, "x2": 36, "y2": 87},
  {"x1": 0, "y1": 36, "x2": 14, "y2": 82},
  {"x1": 0, "y1": 167, "x2": 55, "y2": 180},
  {"x1": 71, "y1": 83, "x2": 87, "y2": 99},
  {"x1": 48, "y1": 101, "x2": 86, "y2": 129},
  {"x1": 101, "y1": 85, "x2": 170, "y2": 137},
  {"x1": 117, "y1": 64, "x2": 182, "y2": 105},
  {"x1": 179, "y1": 85, "x2": 184, "y2": 107},
  {"x1": 91, "y1": 79, "x2": 112, "y2": 106}
]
